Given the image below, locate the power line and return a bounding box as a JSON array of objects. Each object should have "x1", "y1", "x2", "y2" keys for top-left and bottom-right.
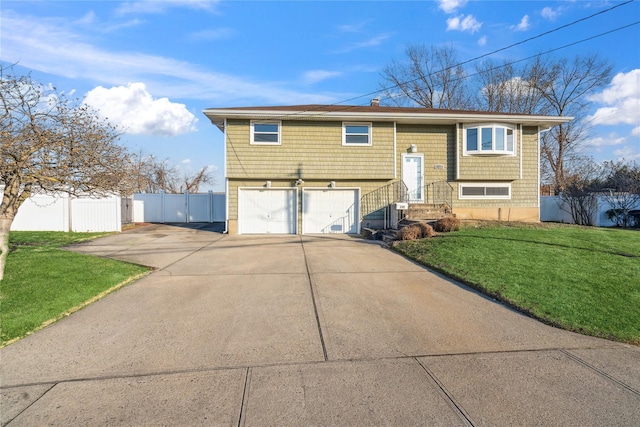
[
  {"x1": 222, "y1": 0, "x2": 637, "y2": 122},
  {"x1": 354, "y1": 0, "x2": 637, "y2": 106},
  {"x1": 381, "y1": 21, "x2": 640, "y2": 106}
]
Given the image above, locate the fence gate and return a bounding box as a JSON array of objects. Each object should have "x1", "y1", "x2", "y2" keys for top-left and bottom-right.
[{"x1": 133, "y1": 191, "x2": 225, "y2": 223}]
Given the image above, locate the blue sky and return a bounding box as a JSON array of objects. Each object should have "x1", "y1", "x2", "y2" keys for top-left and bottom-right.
[{"x1": 2, "y1": 0, "x2": 639, "y2": 192}]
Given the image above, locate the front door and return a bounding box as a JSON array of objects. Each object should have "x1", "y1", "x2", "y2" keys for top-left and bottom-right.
[{"x1": 402, "y1": 153, "x2": 424, "y2": 202}]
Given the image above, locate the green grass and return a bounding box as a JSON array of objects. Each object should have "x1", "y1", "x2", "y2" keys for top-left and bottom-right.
[
  {"x1": 395, "y1": 222, "x2": 640, "y2": 344},
  {"x1": 1, "y1": 231, "x2": 149, "y2": 346}
]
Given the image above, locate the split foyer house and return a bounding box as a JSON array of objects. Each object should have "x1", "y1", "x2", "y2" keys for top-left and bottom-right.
[{"x1": 203, "y1": 103, "x2": 570, "y2": 235}]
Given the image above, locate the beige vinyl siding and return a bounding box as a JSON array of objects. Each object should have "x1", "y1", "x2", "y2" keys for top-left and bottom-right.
[
  {"x1": 454, "y1": 126, "x2": 539, "y2": 208},
  {"x1": 511, "y1": 126, "x2": 539, "y2": 206},
  {"x1": 457, "y1": 124, "x2": 521, "y2": 181},
  {"x1": 396, "y1": 124, "x2": 455, "y2": 183},
  {"x1": 226, "y1": 120, "x2": 395, "y2": 180}
]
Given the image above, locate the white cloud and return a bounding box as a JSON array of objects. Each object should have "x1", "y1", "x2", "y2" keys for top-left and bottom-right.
[
  {"x1": 438, "y1": 0, "x2": 467, "y2": 14},
  {"x1": 76, "y1": 11, "x2": 96, "y2": 25},
  {"x1": 613, "y1": 145, "x2": 640, "y2": 161},
  {"x1": 585, "y1": 134, "x2": 626, "y2": 147},
  {"x1": 338, "y1": 22, "x2": 368, "y2": 33},
  {"x1": 446, "y1": 14, "x2": 482, "y2": 33},
  {"x1": 188, "y1": 28, "x2": 236, "y2": 41},
  {"x1": 116, "y1": 0, "x2": 219, "y2": 15},
  {"x1": 511, "y1": 15, "x2": 530, "y2": 31},
  {"x1": 302, "y1": 70, "x2": 343, "y2": 84},
  {"x1": 0, "y1": 10, "x2": 335, "y2": 105},
  {"x1": 541, "y1": 6, "x2": 559, "y2": 21},
  {"x1": 332, "y1": 33, "x2": 392, "y2": 54},
  {"x1": 84, "y1": 83, "x2": 198, "y2": 136},
  {"x1": 588, "y1": 69, "x2": 640, "y2": 127},
  {"x1": 478, "y1": 36, "x2": 488, "y2": 46}
]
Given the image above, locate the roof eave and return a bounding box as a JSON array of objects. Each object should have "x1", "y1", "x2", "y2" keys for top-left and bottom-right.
[{"x1": 203, "y1": 108, "x2": 573, "y2": 129}]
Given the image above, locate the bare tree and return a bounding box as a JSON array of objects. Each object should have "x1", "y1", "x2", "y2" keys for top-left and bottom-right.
[
  {"x1": 0, "y1": 67, "x2": 134, "y2": 280},
  {"x1": 535, "y1": 55, "x2": 613, "y2": 193},
  {"x1": 559, "y1": 158, "x2": 604, "y2": 226},
  {"x1": 474, "y1": 55, "x2": 550, "y2": 114},
  {"x1": 380, "y1": 47, "x2": 613, "y2": 193},
  {"x1": 180, "y1": 166, "x2": 214, "y2": 193},
  {"x1": 601, "y1": 160, "x2": 640, "y2": 227},
  {"x1": 129, "y1": 151, "x2": 214, "y2": 194},
  {"x1": 379, "y1": 44, "x2": 472, "y2": 109}
]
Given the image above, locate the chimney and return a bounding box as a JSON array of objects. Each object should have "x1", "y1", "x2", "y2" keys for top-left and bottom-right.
[{"x1": 370, "y1": 97, "x2": 380, "y2": 107}]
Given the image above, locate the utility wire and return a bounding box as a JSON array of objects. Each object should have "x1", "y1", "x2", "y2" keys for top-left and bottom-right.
[
  {"x1": 249, "y1": 0, "x2": 637, "y2": 121},
  {"x1": 380, "y1": 21, "x2": 640, "y2": 106}
]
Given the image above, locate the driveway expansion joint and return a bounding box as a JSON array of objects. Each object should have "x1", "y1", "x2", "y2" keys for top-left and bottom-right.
[
  {"x1": 561, "y1": 349, "x2": 640, "y2": 396},
  {"x1": 300, "y1": 236, "x2": 328, "y2": 362},
  {"x1": 415, "y1": 357, "x2": 475, "y2": 426}
]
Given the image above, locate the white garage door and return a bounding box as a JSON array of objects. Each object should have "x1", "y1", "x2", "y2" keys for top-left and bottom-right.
[
  {"x1": 238, "y1": 189, "x2": 297, "y2": 234},
  {"x1": 303, "y1": 189, "x2": 359, "y2": 234}
]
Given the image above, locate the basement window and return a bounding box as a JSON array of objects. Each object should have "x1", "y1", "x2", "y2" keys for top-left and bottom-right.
[
  {"x1": 251, "y1": 121, "x2": 281, "y2": 145},
  {"x1": 459, "y1": 183, "x2": 511, "y2": 199}
]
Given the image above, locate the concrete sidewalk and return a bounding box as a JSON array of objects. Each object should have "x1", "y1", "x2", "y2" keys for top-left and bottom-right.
[{"x1": 1, "y1": 224, "x2": 639, "y2": 426}]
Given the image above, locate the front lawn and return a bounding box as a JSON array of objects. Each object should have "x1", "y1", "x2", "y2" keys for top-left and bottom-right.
[
  {"x1": 394, "y1": 222, "x2": 640, "y2": 344},
  {"x1": 1, "y1": 232, "x2": 149, "y2": 346}
]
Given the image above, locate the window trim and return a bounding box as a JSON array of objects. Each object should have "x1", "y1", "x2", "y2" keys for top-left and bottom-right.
[
  {"x1": 463, "y1": 123, "x2": 516, "y2": 155},
  {"x1": 459, "y1": 183, "x2": 512, "y2": 200},
  {"x1": 250, "y1": 120, "x2": 281, "y2": 145},
  {"x1": 342, "y1": 122, "x2": 372, "y2": 146}
]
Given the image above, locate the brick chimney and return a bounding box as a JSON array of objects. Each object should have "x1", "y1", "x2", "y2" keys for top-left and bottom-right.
[{"x1": 370, "y1": 97, "x2": 380, "y2": 107}]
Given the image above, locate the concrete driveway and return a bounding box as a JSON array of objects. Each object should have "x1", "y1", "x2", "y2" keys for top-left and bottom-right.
[{"x1": 1, "y1": 224, "x2": 639, "y2": 426}]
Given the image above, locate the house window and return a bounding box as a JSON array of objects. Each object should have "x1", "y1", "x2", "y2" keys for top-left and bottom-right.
[
  {"x1": 343, "y1": 122, "x2": 372, "y2": 146},
  {"x1": 464, "y1": 124, "x2": 515, "y2": 154},
  {"x1": 251, "y1": 121, "x2": 281, "y2": 145},
  {"x1": 459, "y1": 183, "x2": 511, "y2": 199}
]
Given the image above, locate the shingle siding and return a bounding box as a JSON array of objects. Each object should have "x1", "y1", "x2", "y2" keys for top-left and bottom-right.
[
  {"x1": 396, "y1": 124, "x2": 456, "y2": 183},
  {"x1": 226, "y1": 120, "x2": 395, "y2": 180},
  {"x1": 454, "y1": 125, "x2": 539, "y2": 208}
]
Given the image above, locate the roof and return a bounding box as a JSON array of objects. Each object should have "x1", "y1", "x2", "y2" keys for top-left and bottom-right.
[{"x1": 203, "y1": 104, "x2": 572, "y2": 130}]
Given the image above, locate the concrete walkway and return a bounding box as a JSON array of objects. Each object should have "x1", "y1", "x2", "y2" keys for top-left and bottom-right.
[{"x1": 1, "y1": 224, "x2": 639, "y2": 426}]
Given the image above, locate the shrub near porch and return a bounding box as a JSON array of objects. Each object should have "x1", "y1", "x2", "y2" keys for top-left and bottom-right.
[{"x1": 394, "y1": 222, "x2": 640, "y2": 344}]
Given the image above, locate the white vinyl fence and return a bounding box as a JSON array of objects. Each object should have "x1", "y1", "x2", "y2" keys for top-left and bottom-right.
[
  {"x1": 540, "y1": 195, "x2": 639, "y2": 227},
  {"x1": 133, "y1": 191, "x2": 225, "y2": 223},
  {"x1": 11, "y1": 192, "x2": 130, "y2": 232}
]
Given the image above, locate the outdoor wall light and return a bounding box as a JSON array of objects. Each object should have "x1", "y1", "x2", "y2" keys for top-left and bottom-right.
[
  {"x1": 409, "y1": 144, "x2": 418, "y2": 153},
  {"x1": 295, "y1": 178, "x2": 304, "y2": 185},
  {"x1": 330, "y1": 181, "x2": 336, "y2": 188},
  {"x1": 265, "y1": 181, "x2": 271, "y2": 188}
]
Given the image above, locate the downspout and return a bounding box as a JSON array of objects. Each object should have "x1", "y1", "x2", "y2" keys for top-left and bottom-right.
[
  {"x1": 393, "y1": 121, "x2": 397, "y2": 180},
  {"x1": 224, "y1": 118, "x2": 229, "y2": 234},
  {"x1": 519, "y1": 124, "x2": 523, "y2": 180},
  {"x1": 455, "y1": 123, "x2": 460, "y2": 180}
]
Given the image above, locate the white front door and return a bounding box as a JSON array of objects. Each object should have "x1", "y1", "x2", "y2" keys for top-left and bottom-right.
[{"x1": 402, "y1": 153, "x2": 424, "y2": 202}]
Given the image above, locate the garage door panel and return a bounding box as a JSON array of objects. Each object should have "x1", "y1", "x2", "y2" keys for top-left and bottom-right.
[
  {"x1": 239, "y1": 189, "x2": 296, "y2": 234},
  {"x1": 303, "y1": 189, "x2": 359, "y2": 234}
]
